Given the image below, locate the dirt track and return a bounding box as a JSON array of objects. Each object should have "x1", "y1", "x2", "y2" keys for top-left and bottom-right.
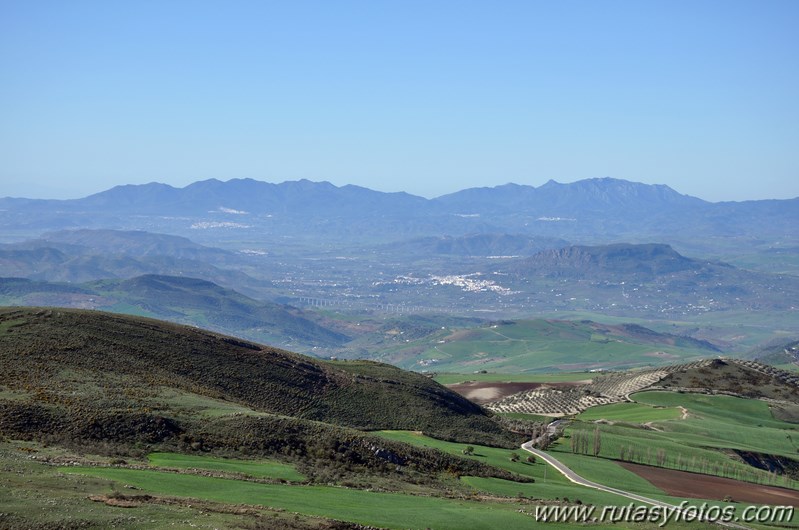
[{"x1": 620, "y1": 462, "x2": 799, "y2": 507}]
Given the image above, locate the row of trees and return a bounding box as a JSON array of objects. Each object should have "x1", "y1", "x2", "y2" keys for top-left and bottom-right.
[{"x1": 569, "y1": 427, "x2": 601, "y2": 457}]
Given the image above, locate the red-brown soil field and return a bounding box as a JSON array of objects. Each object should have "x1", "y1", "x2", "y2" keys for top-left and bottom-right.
[
  {"x1": 620, "y1": 462, "x2": 799, "y2": 507},
  {"x1": 446, "y1": 381, "x2": 585, "y2": 404}
]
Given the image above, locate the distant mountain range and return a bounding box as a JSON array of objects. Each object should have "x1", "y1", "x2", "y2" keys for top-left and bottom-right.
[
  {"x1": 0, "y1": 178, "x2": 796, "y2": 355},
  {"x1": 1, "y1": 177, "x2": 796, "y2": 248}
]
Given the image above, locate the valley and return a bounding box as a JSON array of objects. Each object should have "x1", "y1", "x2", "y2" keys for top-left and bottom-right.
[
  {"x1": 1, "y1": 178, "x2": 798, "y2": 529},
  {"x1": 4, "y1": 0, "x2": 798, "y2": 525},
  {"x1": 1, "y1": 307, "x2": 798, "y2": 529},
  {"x1": 1, "y1": 180, "x2": 797, "y2": 365}
]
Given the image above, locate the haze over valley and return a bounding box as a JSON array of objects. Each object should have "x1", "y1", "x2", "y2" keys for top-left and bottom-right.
[
  {"x1": 1, "y1": 177, "x2": 797, "y2": 371},
  {"x1": 3, "y1": 1, "x2": 799, "y2": 528}
]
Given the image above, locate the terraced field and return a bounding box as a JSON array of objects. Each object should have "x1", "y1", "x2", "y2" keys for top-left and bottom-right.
[
  {"x1": 487, "y1": 366, "x2": 673, "y2": 416},
  {"x1": 484, "y1": 358, "x2": 799, "y2": 417}
]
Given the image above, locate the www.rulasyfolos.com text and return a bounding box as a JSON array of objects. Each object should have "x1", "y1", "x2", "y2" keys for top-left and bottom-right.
[{"x1": 533, "y1": 501, "x2": 794, "y2": 526}]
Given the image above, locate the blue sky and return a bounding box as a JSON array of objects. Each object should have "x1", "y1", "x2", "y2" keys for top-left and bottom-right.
[{"x1": 1, "y1": 0, "x2": 797, "y2": 201}]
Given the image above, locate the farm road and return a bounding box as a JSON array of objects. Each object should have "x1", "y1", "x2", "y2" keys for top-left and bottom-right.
[{"x1": 522, "y1": 425, "x2": 752, "y2": 529}]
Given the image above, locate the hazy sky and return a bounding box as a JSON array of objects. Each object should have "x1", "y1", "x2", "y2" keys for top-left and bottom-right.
[{"x1": 2, "y1": 1, "x2": 798, "y2": 201}]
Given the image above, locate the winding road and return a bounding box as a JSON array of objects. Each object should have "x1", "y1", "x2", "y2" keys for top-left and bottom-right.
[
  {"x1": 521, "y1": 422, "x2": 752, "y2": 529},
  {"x1": 522, "y1": 440, "x2": 680, "y2": 508}
]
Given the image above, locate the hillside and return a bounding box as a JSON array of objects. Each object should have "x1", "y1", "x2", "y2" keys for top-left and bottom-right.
[
  {"x1": 91, "y1": 274, "x2": 348, "y2": 347},
  {"x1": 0, "y1": 275, "x2": 346, "y2": 349},
  {"x1": 750, "y1": 338, "x2": 799, "y2": 369},
  {"x1": 341, "y1": 318, "x2": 723, "y2": 373},
  {"x1": 38, "y1": 229, "x2": 234, "y2": 262},
  {"x1": 0, "y1": 229, "x2": 267, "y2": 294},
  {"x1": 3, "y1": 309, "x2": 796, "y2": 528},
  {"x1": 487, "y1": 358, "x2": 799, "y2": 417},
  {"x1": 0, "y1": 308, "x2": 550, "y2": 529},
  {"x1": 505, "y1": 243, "x2": 698, "y2": 278},
  {"x1": 0, "y1": 307, "x2": 515, "y2": 447},
  {"x1": 491, "y1": 243, "x2": 799, "y2": 316}
]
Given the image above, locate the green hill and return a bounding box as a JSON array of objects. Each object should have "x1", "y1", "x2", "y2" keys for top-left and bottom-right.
[
  {"x1": 0, "y1": 307, "x2": 515, "y2": 447},
  {"x1": 89, "y1": 274, "x2": 349, "y2": 347},
  {"x1": 0, "y1": 275, "x2": 348, "y2": 349},
  {"x1": 0, "y1": 307, "x2": 538, "y2": 528},
  {"x1": 354, "y1": 317, "x2": 722, "y2": 372}
]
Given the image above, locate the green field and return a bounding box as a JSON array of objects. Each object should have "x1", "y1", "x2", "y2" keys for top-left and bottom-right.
[
  {"x1": 63, "y1": 466, "x2": 538, "y2": 530},
  {"x1": 377, "y1": 430, "x2": 550, "y2": 479},
  {"x1": 577, "y1": 401, "x2": 682, "y2": 423},
  {"x1": 543, "y1": 450, "x2": 668, "y2": 498},
  {"x1": 375, "y1": 430, "x2": 667, "y2": 507},
  {"x1": 0, "y1": 441, "x2": 268, "y2": 529},
  {"x1": 391, "y1": 319, "x2": 712, "y2": 373},
  {"x1": 535, "y1": 309, "x2": 799, "y2": 353},
  {"x1": 5, "y1": 435, "x2": 793, "y2": 530},
  {"x1": 563, "y1": 391, "x2": 799, "y2": 489},
  {"x1": 147, "y1": 452, "x2": 306, "y2": 481}
]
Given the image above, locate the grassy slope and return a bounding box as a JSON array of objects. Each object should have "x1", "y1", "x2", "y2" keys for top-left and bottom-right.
[
  {"x1": 377, "y1": 319, "x2": 714, "y2": 373},
  {"x1": 634, "y1": 392, "x2": 796, "y2": 456},
  {"x1": 375, "y1": 430, "x2": 660, "y2": 507},
  {"x1": 0, "y1": 306, "x2": 515, "y2": 446},
  {"x1": 374, "y1": 430, "x2": 799, "y2": 526},
  {"x1": 147, "y1": 452, "x2": 306, "y2": 481},
  {"x1": 0, "y1": 439, "x2": 534, "y2": 530},
  {"x1": 565, "y1": 391, "x2": 799, "y2": 489},
  {"x1": 0, "y1": 446, "x2": 251, "y2": 530},
  {"x1": 0, "y1": 274, "x2": 348, "y2": 348},
  {"x1": 577, "y1": 401, "x2": 682, "y2": 422},
  {"x1": 63, "y1": 466, "x2": 536, "y2": 530}
]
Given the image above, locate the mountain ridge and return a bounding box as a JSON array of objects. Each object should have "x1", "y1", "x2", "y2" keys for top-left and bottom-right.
[
  {"x1": 506, "y1": 243, "x2": 702, "y2": 278},
  {"x1": 2, "y1": 177, "x2": 795, "y2": 246},
  {"x1": 8, "y1": 176, "x2": 795, "y2": 205}
]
